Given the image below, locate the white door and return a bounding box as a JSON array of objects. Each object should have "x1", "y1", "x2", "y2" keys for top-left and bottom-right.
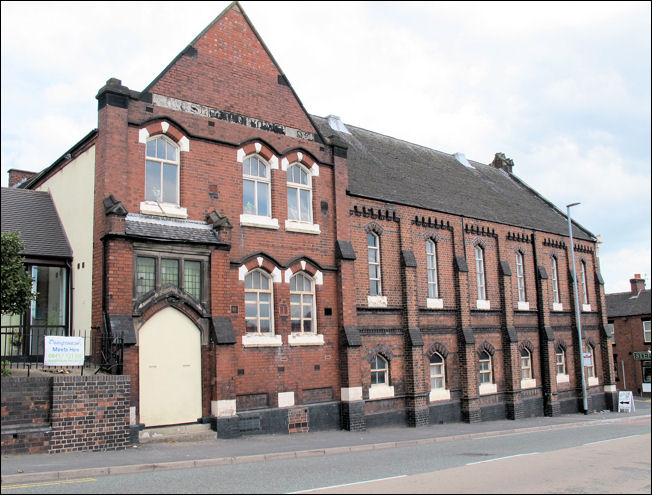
[{"x1": 139, "y1": 307, "x2": 202, "y2": 426}]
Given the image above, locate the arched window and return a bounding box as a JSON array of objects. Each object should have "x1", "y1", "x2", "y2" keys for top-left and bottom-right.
[
  {"x1": 584, "y1": 343, "x2": 595, "y2": 378},
  {"x1": 516, "y1": 252, "x2": 526, "y2": 302},
  {"x1": 243, "y1": 155, "x2": 271, "y2": 217},
  {"x1": 368, "y1": 232, "x2": 382, "y2": 296},
  {"x1": 551, "y1": 256, "x2": 560, "y2": 304},
  {"x1": 520, "y1": 348, "x2": 532, "y2": 379},
  {"x1": 580, "y1": 260, "x2": 589, "y2": 305},
  {"x1": 479, "y1": 350, "x2": 492, "y2": 384},
  {"x1": 244, "y1": 270, "x2": 273, "y2": 334},
  {"x1": 146, "y1": 136, "x2": 179, "y2": 204},
  {"x1": 371, "y1": 354, "x2": 389, "y2": 386},
  {"x1": 475, "y1": 245, "x2": 486, "y2": 300},
  {"x1": 287, "y1": 164, "x2": 312, "y2": 223},
  {"x1": 430, "y1": 353, "x2": 445, "y2": 390},
  {"x1": 555, "y1": 346, "x2": 566, "y2": 375},
  {"x1": 290, "y1": 272, "x2": 315, "y2": 333},
  {"x1": 426, "y1": 240, "x2": 439, "y2": 299}
]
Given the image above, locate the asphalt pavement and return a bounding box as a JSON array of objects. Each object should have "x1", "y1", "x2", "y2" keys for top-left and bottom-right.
[{"x1": 2, "y1": 399, "x2": 650, "y2": 485}]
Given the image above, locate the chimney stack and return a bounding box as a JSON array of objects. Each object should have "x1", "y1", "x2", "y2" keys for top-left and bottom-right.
[
  {"x1": 7, "y1": 169, "x2": 37, "y2": 188},
  {"x1": 630, "y1": 274, "x2": 645, "y2": 295},
  {"x1": 489, "y1": 152, "x2": 514, "y2": 174}
]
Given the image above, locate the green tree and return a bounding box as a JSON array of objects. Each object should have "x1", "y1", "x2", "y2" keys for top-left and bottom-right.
[{"x1": 1, "y1": 231, "x2": 35, "y2": 314}]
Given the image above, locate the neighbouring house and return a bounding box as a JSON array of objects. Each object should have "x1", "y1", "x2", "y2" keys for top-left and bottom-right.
[
  {"x1": 1, "y1": 187, "x2": 74, "y2": 363},
  {"x1": 9, "y1": 1, "x2": 617, "y2": 437},
  {"x1": 607, "y1": 274, "x2": 651, "y2": 396}
]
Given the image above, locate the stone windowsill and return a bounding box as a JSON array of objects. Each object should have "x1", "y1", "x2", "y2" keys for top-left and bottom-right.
[
  {"x1": 285, "y1": 220, "x2": 321, "y2": 234},
  {"x1": 556, "y1": 374, "x2": 570, "y2": 384},
  {"x1": 341, "y1": 387, "x2": 363, "y2": 402},
  {"x1": 427, "y1": 298, "x2": 444, "y2": 309},
  {"x1": 587, "y1": 376, "x2": 599, "y2": 387},
  {"x1": 140, "y1": 201, "x2": 188, "y2": 218},
  {"x1": 476, "y1": 299, "x2": 491, "y2": 310},
  {"x1": 552, "y1": 302, "x2": 564, "y2": 312},
  {"x1": 479, "y1": 382, "x2": 497, "y2": 395},
  {"x1": 429, "y1": 389, "x2": 451, "y2": 402},
  {"x1": 288, "y1": 333, "x2": 324, "y2": 346},
  {"x1": 240, "y1": 214, "x2": 279, "y2": 230},
  {"x1": 368, "y1": 384, "x2": 395, "y2": 400},
  {"x1": 242, "y1": 333, "x2": 282, "y2": 347},
  {"x1": 520, "y1": 378, "x2": 537, "y2": 389},
  {"x1": 368, "y1": 295, "x2": 388, "y2": 308},
  {"x1": 517, "y1": 301, "x2": 530, "y2": 311},
  {"x1": 582, "y1": 304, "x2": 592, "y2": 312}
]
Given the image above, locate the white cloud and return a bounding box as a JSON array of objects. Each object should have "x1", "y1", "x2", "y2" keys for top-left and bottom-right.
[{"x1": 600, "y1": 247, "x2": 652, "y2": 294}]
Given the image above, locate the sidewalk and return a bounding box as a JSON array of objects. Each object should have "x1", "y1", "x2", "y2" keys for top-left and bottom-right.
[{"x1": 2, "y1": 400, "x2": 650, "y2": 485}]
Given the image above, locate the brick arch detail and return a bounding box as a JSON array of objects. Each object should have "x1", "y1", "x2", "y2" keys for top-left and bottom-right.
[
  {"x1": 476, "y1": 340, "x2": 496, "y2": 357},
  {"x1": 139, "y1": 121, "x2": 189, "y2": 151},
  {"x1": 238, "y1": 254, "x2": 283, "y2": 284},
  {"x1": 426, "y1": 342, "x2": 449, "y2": 359},
  {"x1": 365, "y1": 222, "x2": 384, "y2": 236},
  {"x1": 365, "y1": 344, "x2": 394, "y2": 364},
  {"x1": 555, "y1": 338, "x2": 568, "y2": 351},
  {"x1": 237, "y1": 142, "x2": 278, "y2": 169},
  {"x1": 518, "y1": 340, "x2": 535, "y2": 354}
]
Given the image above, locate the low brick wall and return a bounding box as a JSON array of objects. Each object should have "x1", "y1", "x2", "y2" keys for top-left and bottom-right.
[{"x1": 1, "y1": 375, "x2": 131, "y2": 455}]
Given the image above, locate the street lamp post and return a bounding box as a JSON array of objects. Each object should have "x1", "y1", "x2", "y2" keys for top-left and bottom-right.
[{"x1": 567, "y1": 202, "x2": 588, "y2": 414}]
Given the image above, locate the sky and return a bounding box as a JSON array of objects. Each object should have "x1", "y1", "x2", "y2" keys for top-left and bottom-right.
[{"x1": 1, "y1": 1, "x2": 650, "y2": 294}]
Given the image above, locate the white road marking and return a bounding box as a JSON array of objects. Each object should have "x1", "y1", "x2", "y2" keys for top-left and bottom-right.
[
  {"x1": 287, "y1": 475, "x2": 408, "y2": 493},
  {"x1": 584, "y1": 434, "x2": 643, "y2": 446},
  {"x1": 466, "y1": 452, "x2": 539, "y2": 465}
]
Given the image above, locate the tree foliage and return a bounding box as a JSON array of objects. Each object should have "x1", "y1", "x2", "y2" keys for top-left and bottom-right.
[{"x1": 1, "y1": 231, "x2": 35, "y2": 315}]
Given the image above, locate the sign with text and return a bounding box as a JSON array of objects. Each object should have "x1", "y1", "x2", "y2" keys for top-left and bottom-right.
[
  {"x1": 617, "y1": 391, "x2": 634, "y2": 413},
  {"x1": 582, "y1": 352, "x2": 593, "y2": 366},
  {"x1": 633, "y1": 351, "x2": 651, "y2": 360},
  {"x1": 44, "y1": 336, "x2": 84, "y2": 366}
]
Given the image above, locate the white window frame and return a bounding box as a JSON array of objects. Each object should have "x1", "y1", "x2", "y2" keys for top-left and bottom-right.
[
  {"x1": 585, "y1": 343, "x2": 595, "y2": 378},
  {"x1": 289, "y1": 272, "x2": 316, "y2": 334},
  {"x1": 479, "y1": 351, "x2": 492, "y2": 384},
  {"x1": 475, "y1": 245, "x2": 487, "y2": 300},
  {"x1": 426, "y1": 240, "x2": 439, "y2": 299},
  {"x1": 368, "y1": 232, "x2": 382, "y2": 297},
  {"x1": 644, "y1": 320, "x2": 651, "y2": 343},
  {"x1": 556, "y1": 346, "x2": 569, "y2": 383},
  {"x1": 369, "y1": 354, "x2": 395, "y2": 399},
  {"x1": 145, "y1": 135, "x2": 180, "y2": 205},
  {"x1": 242, "y1": 155, "x2": 272, "y2": 218},
  {"x1": 580, "y1": 260, "x2": 589, "y2": 305},
  {"x1": 520, "y1": 348, "x2": 532, "y2": 380},
  {"x1": 244, "y1": 270, "x2": 274, "y2": 335},
  {"x1": 551, "y1": 256, "x2": 560, "y2": 304},
  {"x1": 286, "y1": 163, "x2": 313, "y2": 223},
  {"x1": 429, "y1": 352, "x2": 446, "y2": 390},
  {"x1": 516, "y1": 252, "x2": 526, "y2": 302}
]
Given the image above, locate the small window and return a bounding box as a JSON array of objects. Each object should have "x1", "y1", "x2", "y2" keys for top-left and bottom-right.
[
  {"x1": 520, "y1": 348, "x2": 532, "y2": 380},
  {"x1": 290, "y1": 272, "x2": 315, "y2": 333},
  {"x1": 551, "y1": 256, "x2": 560, "y2": 304},
  {"x1": 371, "y1": 355, "x2": 388, "y2": 386},
  {"x1": 556, "y1": 346, "x2": 566, "y2": 375},
  {"x1": 244, "y1": 270, "x2": 273, "y2": 334},
  {"x1": 368, "y1": 232, "x2": 382, "y2": 296},
  {"x1": 475, "y1": 245, "x2": 486, "y2": 300},
  {"x1": 184, "y1": 261, "x2": 201, "y2": 301},
  {"x1": 479, "y1": 350, "x2": 492, "y2": 384},
  {"x1": 516, "y1": 252, "x2": 526, "y2": 302},
  {"x1": 136, "y1": 257, "x2": 156, "y2": 297},
  {"x1": 145, "y1": 136, "x2": 179, "y2": 204},
  {"x1": 430, "y1": 353, "x2": 445, "y2": 390},
  {"x1": 606, "y1": 321, "x2": 615, "y2": 344},
  {"x1": 644, "y1": 320, "x2": 651, "y2": 343},
  {"x1": 426, "y1": 240, "x2": 439, "y2": 299},
  {"x1": 580, "y1": 261, "x2": 589, "y2": 305},
  {"x1": 161, "y1": 259, "x2": 179, "y2": 287},
  {"x1": 643, "y1": 360, "x2": 651, "y2": 384},
  {"x1": 287, "y1": 164, "x2": 312, "y2": 223},
  {"x1": 584, "y1": 344, "x2": 595, "y2": 378},
  {"x1": 243, "y1": 155, "x2": 271, "y2": 217}
]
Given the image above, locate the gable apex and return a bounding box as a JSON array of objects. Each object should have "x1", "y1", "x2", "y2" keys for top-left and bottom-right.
[{"x1": 142, "y1": 2, "x2": 323, "y2": 141}]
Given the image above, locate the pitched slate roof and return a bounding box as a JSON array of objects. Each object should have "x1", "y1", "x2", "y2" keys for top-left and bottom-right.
[
  {"x1": 125, "y1": 213, "x2": 222, "y2": 245},
  {"x1": 311, "y1": 116, "x2": 594, "y2": 241},
  {"x1": 606, "y1": 289, "x2": 651, "y2": 318},
  {"x1": 1, "y1": 187, "x2": 72, "y2": 259}
]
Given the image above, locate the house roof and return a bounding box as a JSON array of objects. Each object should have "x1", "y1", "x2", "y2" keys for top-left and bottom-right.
[
  {"x1": 606, "y1": 289, "x2": 651, "y2": 318},
  {"x1": 311, "y1": 116, "x2": 595, "y2": 241},
  {"x1": 125, "y1": 213, "x2": 223, "y2": 245},
  {"x1": 1, "y1": 187, "x2": 72, "y2": 259}
]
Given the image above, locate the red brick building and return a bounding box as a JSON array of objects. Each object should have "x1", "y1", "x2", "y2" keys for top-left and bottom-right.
[
  {"x1": 13, "y1": 2, "x2": 617, "y2": 436},
  {"x1": 607, "y1": 275, "x2": 651, "y2": 397}
]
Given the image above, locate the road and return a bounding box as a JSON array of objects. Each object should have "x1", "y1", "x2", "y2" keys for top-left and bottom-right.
[{"x1": 2, "y1": 417, "x2": 650, "y2": 494}]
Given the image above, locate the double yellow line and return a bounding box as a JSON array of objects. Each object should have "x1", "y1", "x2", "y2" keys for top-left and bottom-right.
[{"x1": 2, "y1": 477, "x2": 96, "y2": 490}]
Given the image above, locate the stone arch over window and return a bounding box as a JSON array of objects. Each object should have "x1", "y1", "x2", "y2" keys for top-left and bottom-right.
[
  {"x1": 518, "y1": 340, "x2": 534, "y2": 354},
  {"x1": 281, "y1": 149, "x2": 319, "y2": 177},
  {"x1": 284, "y1": 258, "x2": 323, "y2": 285},
  {"x1": 139, "y1": 120, "x2": 190, "y2": 151},
  {"x1": 365, "y1": 344, "x2": 394, "y2": 364},
  {"x1": 237, "y1": 140, "x2": 278, "y2": 169},
  {"x1": 426, "y1": 342, "x2": 449, "y2": 359},
  {"x1": 238, "y1": 253, "x2": 282, "y2": 284},
  {"x1": 476, "y1": 340, "x2": 496, "y2": 357},
  {"x1": 364, "y1": 222, "x2": 384, "y2": 236}
]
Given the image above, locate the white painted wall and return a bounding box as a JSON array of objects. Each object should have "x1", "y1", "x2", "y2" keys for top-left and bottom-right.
[{"x1": 36, "y1": 146, "x2": 95, "y2": 339}]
